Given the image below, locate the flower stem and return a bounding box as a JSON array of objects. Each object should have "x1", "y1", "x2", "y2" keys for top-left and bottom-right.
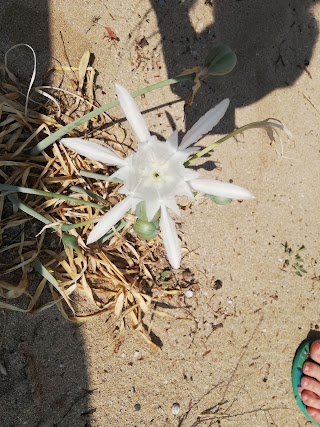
[
  {"x1": 31, "y1": 74, "x2": 195, "y2": 155},
  {"x1": 185, "y1": 121, "x2": 276, "y2": 166}
]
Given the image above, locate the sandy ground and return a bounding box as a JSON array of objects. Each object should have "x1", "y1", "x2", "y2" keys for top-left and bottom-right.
[{"x1": 1, "y1": 1, "x2": 320, "y2": 426}]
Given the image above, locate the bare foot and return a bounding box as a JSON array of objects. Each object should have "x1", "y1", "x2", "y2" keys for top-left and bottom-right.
[{"x1": 299, "y1": 340, "x2": 320, "y2": 423}]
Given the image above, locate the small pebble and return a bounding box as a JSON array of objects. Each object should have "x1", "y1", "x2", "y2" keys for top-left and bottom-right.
[
  {"x1": 134, "y1": 403, "x2": 141, "y2": 411},
  {"x1": 185, "y1": 290, "x2": 193, "y2": 299},
  {"x1": 213, "y1": 279, "x2": 223, "y2": 290},
  {"x1": 172, "y1": 402, "x2": 180, "y2": 415},
  {"x1": 0, "y1": 362, "x2": 7, "y2": 376},
  {"x1": 133, "y1": 350, "x2": 140, "y2": 358}
]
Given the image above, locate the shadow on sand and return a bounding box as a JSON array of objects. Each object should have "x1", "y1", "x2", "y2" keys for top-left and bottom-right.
[
  {"x1": 151, "y1": 0, "x2": 319, "y2": 132},
  {"x1": 0, "y1": 2, "x2": 92, "y2": 426},
  {"x1": 0, "y1": 1, "x2": 319, "y2": 426}
]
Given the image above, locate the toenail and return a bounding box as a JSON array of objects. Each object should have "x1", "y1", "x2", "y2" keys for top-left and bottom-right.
[
  {"x1": 303, "y1": 378, "x2": 309, "y2": 387},
  {"x1": 304, "y1": 363, "x2": 310, "y2": 373}
]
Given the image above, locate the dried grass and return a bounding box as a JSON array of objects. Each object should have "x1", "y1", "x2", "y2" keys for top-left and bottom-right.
[{"x1": 0, "y1": 50, "x2": 191, "y2": 348}]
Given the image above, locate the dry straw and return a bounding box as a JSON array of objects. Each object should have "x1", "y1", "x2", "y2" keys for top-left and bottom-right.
[{"x1": 0, "y1": 48, "x2": 183, "y2": 348}]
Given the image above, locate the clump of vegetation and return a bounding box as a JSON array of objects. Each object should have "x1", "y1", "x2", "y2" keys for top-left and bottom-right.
[
  {"x1": 0, "y1": 44, "x2": 290, "y2": 346},
  {"x1": 281, "y1": 242, "x2": 307, "y2": 277}
]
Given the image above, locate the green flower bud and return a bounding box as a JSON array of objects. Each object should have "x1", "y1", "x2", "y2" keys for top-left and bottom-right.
[
  {"x1": 133, "y1": 218, "x2": 160, "y2": 240},
  {"x1": 62, "y1": 232, "x2": 81, "y2": 253},
  {"x1": 206, "y1": 194, "x2": 232, "y2": 205},
  {"x1": 135, "y1": 201, "x2": 160, "y2": 222},
  {"x1": 205, "y1": 44, "x2": 237, "y2": 76}
]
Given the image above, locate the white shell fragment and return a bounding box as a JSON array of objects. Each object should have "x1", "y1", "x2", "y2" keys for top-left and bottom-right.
[
  {"x1": 172, "y1": 402, "x2": 180, "y2": 416},
  {"x1": 184, "y1": 290, "x2": 194, "y2": 299}
]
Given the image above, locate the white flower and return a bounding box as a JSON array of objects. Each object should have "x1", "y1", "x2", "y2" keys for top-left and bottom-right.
[{"x1": 61, "y1": 84, "x2": 254, "y2": 269}]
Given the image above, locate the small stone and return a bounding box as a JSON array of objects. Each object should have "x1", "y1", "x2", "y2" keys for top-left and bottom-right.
[
  {"x1": 185, "y1": 290, "x2": 193, "y2": 299},
  {"x1": 133, "y1": 351, "x2": 140, "y2": 358},
  {"x1": 134, "y1": 403, "x2": 141, "y2": 411},
  {"x1": 172, "y1": 402, "x2": 180, "y2": 415},
  {"x1": 213, "y1": 279, "x2": 223, "y2": 290}
]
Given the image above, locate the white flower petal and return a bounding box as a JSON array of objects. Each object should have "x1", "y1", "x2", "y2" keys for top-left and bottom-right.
[
  {"x1": 61, "y1": 138, "x2": 126, "y2": 167},
  {"x1": 162, "y1": 196, "x2": 180, "y2": 216},
  {"x1": 115, "y1": 83, "x2": 151, "y2": 143},
  {"x1": 179, "y1": 99, "x2": 230, "y2": 150},
  {"x1": 110, "y1": 166, "x2": 133, "y2": 184},
  {"x1": 183, "y1": 168, "x2": 199, "y2": 181},
  {"x1": 160, "y1": 205, "x2": 181, "y2": 269},
  {"x1": 190, "y1": 178, "x2": 254, "y2": 200},
  {"x1": 167, "y1": 130, "x2": 179, "y2": 152},
  {"x1": 131, "y1": 197, "x2": 142, "y2": 211},
  {"x1": 174, "y1": 181, "x2": 195, "y2": 199},
  {"x1": 170, "y1": 147, "x2": 194, "y2": 164},
  {"x1": 87, "y1": 197, "x2": 133, "y2": 244},
  {"x1": 145, "y1": 199, "x2": 161, "y2": 221}
]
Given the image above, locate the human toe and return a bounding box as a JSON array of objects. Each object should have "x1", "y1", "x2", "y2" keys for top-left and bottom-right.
[
  {"x1": 301, "y1": 389, "x2": 320, "y2": 410},
  {"x1": 310, "y1": 340, "x2": 320, "y2": 364},
  {"x1": 306, "y1": 406, "x2": 320, "y2": 423},
  {"x1": 301, "y1": 376, "x2": 320, "y2": 397},
  {"x1": 303, "y1": 361, "x2": 320, "y2": 382}
]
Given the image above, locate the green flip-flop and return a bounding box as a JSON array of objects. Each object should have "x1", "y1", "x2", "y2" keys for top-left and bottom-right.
[{"x1": 292, "y1": 340, "x2": 320, "y2": 426}]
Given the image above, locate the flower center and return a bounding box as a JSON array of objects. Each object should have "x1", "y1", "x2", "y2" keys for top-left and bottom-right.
[{"x1": 129, "y1": 138, "x2": 184, "y2": 198}]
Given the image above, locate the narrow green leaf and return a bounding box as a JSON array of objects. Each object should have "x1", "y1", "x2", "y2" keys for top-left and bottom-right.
[
  {"x1": 62, "y1": 218, "x2": 96, "y2": 231},
  {"x1": 99, "y1": 220, "x2": 127, "y2": 243},
  {"x1": 1, "y1": 184, "x2": 105, "y2": 210},
  {"x1": 7, "y1": 194, "x2": 52, "y2": 225},
  {"x1": 30, "y1": 74, "x2": 194, "y2": 155},
  {"x1": 32, "y1": 258, "x2": 61, "y2": 290},
  {"x1": 69, "y1": 186, "x2": 107, "y2": 205},
  {"x1": 79, "y1": 170, "x2": 122, "y2": 182},
  {"x1": 32, "y1": 259, "x2": 74, "y2": 313}
]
